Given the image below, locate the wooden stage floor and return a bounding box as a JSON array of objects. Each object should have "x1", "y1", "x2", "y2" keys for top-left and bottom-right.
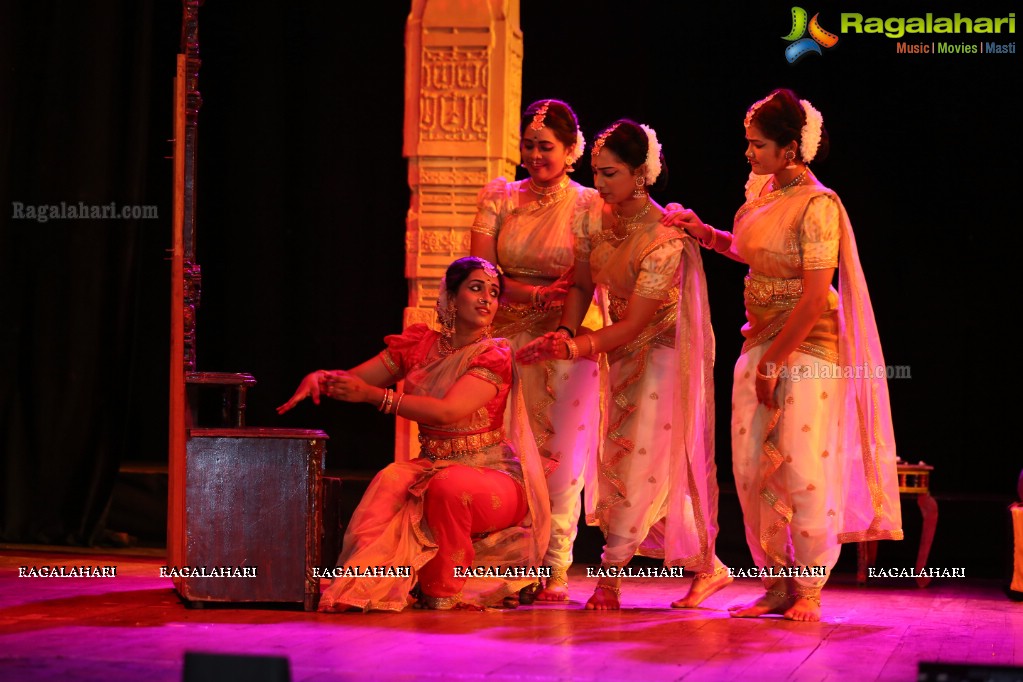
[{"x1": 1, "y1": 547, "x2": 1020, "y2": 681}]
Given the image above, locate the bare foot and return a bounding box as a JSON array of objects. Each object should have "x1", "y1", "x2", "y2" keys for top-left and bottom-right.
[
  {"x1": 671, "y1": 566, "x2": 734, "y2": 608},
  {"x1": 416, "y1": 594, "x2": 483, "y2": 610},
  {"x1": 585, "y1": 584, "x2": 620, "y2": 610},
  {"x1": 535, "y1": 568, "x2": 569, "y2": 601},
  {"x1": 784, "y1": 596, "x2": 821, "y2": 622},
  {"x1": 728, "y1": 590, "x2": 794, "y2": 618},
  {"x1": 534, "y1": 582, "x2": 569, "y2": 601}
]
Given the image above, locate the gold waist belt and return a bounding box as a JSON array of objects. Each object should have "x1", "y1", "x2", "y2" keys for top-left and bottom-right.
[
  {"x1": 418, "y1": 428, "x2": 505, "y2": 461},
  {"x1": 744, "y1": 272, "x2": 803, "y2": 306},
  {"x1": 608, "y1": 288, "x2": 677, "y2": 322}
]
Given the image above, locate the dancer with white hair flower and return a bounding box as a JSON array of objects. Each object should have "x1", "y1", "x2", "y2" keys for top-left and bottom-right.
[
  {"x1": 663, "y1": 89, "x2": 903, "y2": 621},
  {"x1": 518, "y1": 119, "x2": 727, "y2": 611},
  {"x1": 471, "y1": 99, "x2": 601, "y2": 603}
]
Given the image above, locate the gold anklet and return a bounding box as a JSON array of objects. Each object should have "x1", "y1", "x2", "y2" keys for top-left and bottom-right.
[
  {"x1": 696, "y1": 565, "x2": 729, "y2": 580},
  {"x1": 595, "y1": 583, "x2": 621, "y2": 597},
  {"x1": 421, "y1": 594, "x2": 461, "y2": 610},
  {"x1": 548, "y1": 566, "x2": 569, "y2": 587},
  {"x1": 793, "y1": 593, "x2": 821, "y2": 606}
]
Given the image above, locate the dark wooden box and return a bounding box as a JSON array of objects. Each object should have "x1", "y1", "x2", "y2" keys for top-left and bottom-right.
[{"x1": 175, "y1": 427, "x2": 328, "y2": 610}]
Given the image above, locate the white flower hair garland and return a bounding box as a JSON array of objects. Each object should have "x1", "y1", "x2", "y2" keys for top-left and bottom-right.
[
  {"x1": 799, "y1": 99, "x2": 824, "y2": 163},
  {"x1": 565, "y1": 128, "x2": 586, "y2": 167},
  {"x1": 639, "y1": 123, "x2": 662, "y2": 184}
]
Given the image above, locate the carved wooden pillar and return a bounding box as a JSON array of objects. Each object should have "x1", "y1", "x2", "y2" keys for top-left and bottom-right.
[
  {"x1": 398, "y1": 0, "x2": 522, "y2": 460},
  {"x1": 168, "y1": 0, "x2": 202, "y2": 569},
  {"x1": 181, "y1": 2, "x2": 202, "y2": 374}
]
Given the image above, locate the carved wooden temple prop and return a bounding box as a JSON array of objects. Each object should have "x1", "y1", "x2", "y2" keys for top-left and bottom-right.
[{"x1": 398, "y1": 0, "x2": 522, "y2": 460}]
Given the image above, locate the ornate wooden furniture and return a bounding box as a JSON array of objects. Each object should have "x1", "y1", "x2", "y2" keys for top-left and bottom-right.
[
  {"x1": 858, "y1": 461, "x2": 938, "y2": 587},
  {"x1": 177, "y1": 428, "x2": 327, "y2": 610},
  {"x1": 167, "y1": 2, "x2": 328, "y2": 610}
]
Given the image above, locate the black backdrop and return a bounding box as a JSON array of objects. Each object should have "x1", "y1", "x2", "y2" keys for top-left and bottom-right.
[{"x1": 2, "y1": 1, "x2": 1018, "y2": 567}]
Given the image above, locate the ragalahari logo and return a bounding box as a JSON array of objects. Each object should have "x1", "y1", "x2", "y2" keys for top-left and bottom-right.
[{"x1": 783, "y1": 7, "x2": 839, "y2": 63}]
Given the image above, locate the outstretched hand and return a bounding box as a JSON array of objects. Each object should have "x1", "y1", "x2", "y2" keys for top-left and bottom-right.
[
  {"x1": 320, "y1": 371, "x2": 373, "y2": 404},
  {"x1": 277, "y1": 369, "x2": 373, "y2": 414},
  {"x1": 516, "y1": 332, "x2": 567, "y2": 365},
  {"x1": 277, "y1": 370, "x2": 328, "y2": 415}
]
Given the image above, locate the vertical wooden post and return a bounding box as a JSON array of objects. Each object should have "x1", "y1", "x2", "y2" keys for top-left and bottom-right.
[
  {"x1": 168, "y1": 54, "x2": 187, "y2": 570},
  {"x1": 169, "y1": 0, "x2": 202, "y2": 574},
  {"x1": 398, "y1": 0, "x2": 522, "y2": 461}
]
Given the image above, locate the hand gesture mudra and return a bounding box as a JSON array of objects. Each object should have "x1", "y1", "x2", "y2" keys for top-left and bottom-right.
[
  {"x1": 320, "y1": 370, "x2": 372, "y2": 404},
  {"x1": 541, "y1": 267, "x2": 574, "y2": 308},
  {"x1": 516, "y1": 331, "x2": 567, "y2": 365},
  {"x1": 277, "y1": 369, "x2": 364, "y2": 414}
]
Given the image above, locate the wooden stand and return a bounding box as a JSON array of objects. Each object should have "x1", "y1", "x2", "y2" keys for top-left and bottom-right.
[
  {"x1": 858, "y1": 462, "x2": 938, "y2": 587},
  {"x1": 174, "y1": 428, "x2": 328, "y2": 611}
]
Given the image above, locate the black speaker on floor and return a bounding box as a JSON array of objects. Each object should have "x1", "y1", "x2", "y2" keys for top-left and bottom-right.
[
  {"x1": 918, "y1": 662, "x2": 1023, "y2": 682},
  {"x1": 183, "y1": 652, "x2": 291, "y2": 682}
]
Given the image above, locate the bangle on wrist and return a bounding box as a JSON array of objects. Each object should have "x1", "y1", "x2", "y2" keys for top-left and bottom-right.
[
  {"x1": 377, "y1": 387, "x2": 389, "y2": 411},
  {"x1": 563, "y1": 338, "x2": 578, "y2": 360},
  {"x1": 393, "y1": 392, "x2": 405, "y2": 417},
  {"x1": 755, "y1": 367, "x2": 778, "y2": 381},
  {"x1": 698, "y1": 226, "x2": 717, "y2": 250},
  {"x1": 556, "y1": 325, "x2": 575, "y2": 338},
  {"x1": 714, "y1": 229, "x2": 731, "y2": 253}
]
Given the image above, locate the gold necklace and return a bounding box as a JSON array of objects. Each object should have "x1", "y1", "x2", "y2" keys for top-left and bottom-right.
[
  {"x1": 608, "y1": 200, "x2": 653, "y2": 242},
  {"x1": 770, "y1": 167, "x2": 809, "y2": 193},
  {"x1": 528, "y1": 175, "x2": 571, "y2": 208},
  {"x1": 437, "y1": 330, "x2": 490, "y2": 357}
]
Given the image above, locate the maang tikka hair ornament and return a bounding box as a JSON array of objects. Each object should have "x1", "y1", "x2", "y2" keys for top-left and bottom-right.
[
  {"x1": 530, "y1": 100, "x2": 551, "y2": 131},
  {"x1": 744, "y1": 91, "x2": 777, "y2": 128},
  {"x1": 591, "y1": 122, "x2": 621, "y2": 160}
]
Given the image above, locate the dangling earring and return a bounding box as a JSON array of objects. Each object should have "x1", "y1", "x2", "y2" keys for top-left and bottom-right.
[
  {"x1": 784, "y1": 150, "x2": 797, "y2": 170},
  {"x1": 633, "y1": 175, "x2": 647, "y2": 199},
  {"x1": 440, "y1": 300, "x2": 456, "y2": 340}
]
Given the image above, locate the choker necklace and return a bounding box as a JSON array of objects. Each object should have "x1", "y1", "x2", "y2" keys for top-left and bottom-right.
[
  {"x1": 770, "y1": 167, "x2": 809, "y2": 193},
  {"x1": 528, "y1": 175, "x2": 571, "y2": 208},
  {"x1": 438, "y1": 330, "x2": 490, "y2": 357},
  {"x1": 610, "y1": 199, "x2": 653, "y2": 240}
]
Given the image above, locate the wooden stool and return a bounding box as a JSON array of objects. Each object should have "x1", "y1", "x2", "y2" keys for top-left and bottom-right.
[{"x1": 857, "y1": 461, "x2": 938, "y2": 587}]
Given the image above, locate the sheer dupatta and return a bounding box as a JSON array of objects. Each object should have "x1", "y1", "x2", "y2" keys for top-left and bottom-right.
[
  {"x1": 832, "y1": 196, "x2": 902, "y2": 542},
  {"x1": 664, "y1": 239, "x2": 719, "y2": 570}
]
